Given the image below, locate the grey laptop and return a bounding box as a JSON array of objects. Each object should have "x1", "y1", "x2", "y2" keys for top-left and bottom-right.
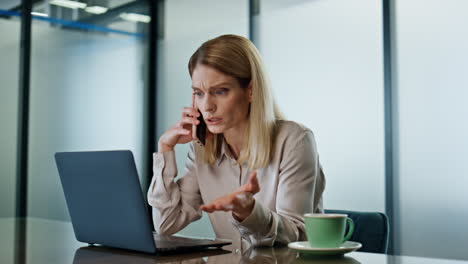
[{"x1": 55, "y1": 150, "x2": 230, "y2": 254}]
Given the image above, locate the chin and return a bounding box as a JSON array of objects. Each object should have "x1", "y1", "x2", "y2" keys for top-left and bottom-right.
[{"x1": 207, "y1": 126, "x2": 225, "y2": 134}]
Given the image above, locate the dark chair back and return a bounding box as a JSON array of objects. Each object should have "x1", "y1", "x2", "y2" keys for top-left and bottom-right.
[{"x1": 324, "y1": 209, "x2": 389, "y2": 253}]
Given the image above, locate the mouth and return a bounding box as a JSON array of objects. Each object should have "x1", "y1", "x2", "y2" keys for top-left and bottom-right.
[{"x1": 206, "y1": 117, "x2": 223, "y2": 125}]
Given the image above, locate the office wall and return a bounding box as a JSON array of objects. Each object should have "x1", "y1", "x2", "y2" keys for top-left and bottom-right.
[
  {"x1": 156, "y1": 0, "x2": 249, "y2": 238},
  {"x1": 393, "y1": 0, "x2": 468, "y2": 259},
  {"x1": 255, "y1": 0, "x2": 386, "y2": 212},
  {"x1": 0, "y1": 19, "x2": 20, "y2": 218},
  {"x1": 26, "y1": 22, "x2": 147, "y2": 221}
]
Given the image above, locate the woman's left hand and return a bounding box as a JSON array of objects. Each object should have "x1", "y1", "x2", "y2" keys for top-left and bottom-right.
[{"x1": 200, "y1": 171, "x2": 260, "y2": 222}]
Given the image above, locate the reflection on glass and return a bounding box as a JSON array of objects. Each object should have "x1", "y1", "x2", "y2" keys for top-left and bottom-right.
[
  {"x1": 0, "y1": 0, "x2": 20, "y2": 220},
  {"x1": 0, "y1": 2, "x2": 21, "y2": 264},
  {"x1": 30, "y1": 0, "x2": 149, "y2": 38},
  {"x1": 0, "y1": 220, "x2": 17, "y2": 264},
  {"x1": 27, "y1": 0, "x2": 149, "y2": 222},
  {"x1": 72, "y1": 246, "x2": 230, "y2": 264},
  {"x1": 394, "y1": 1, "x2": 468, "y2": 260},
  {"x1": 256, "y1": 0, "x2": 385, "y2": 212},
  {"x1": 291, "y1": 256, "x2": 361, "y2": 264},
  {"x1": 239, "y1": 247, "x2": 361, "y2": 264},
  {"x1": 240, "y1": 247, "x2": 297, "y2": 264}
]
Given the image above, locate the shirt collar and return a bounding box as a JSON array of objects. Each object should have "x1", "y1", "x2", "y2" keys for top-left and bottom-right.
[{"x1": 218, "y1": 137, "x2": 236, "y2": 165}]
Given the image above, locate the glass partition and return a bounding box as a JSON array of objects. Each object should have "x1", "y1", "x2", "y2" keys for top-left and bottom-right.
[
  {"x1": 255, "y1": 0, "x2": 386, "y2": 212},
  {"x1": 27, "y1": 0, "x2": 150, "y2": 221},
  {"x1": 393, "y1": 0, "x2": 468, "y2": 260},
  {"x1": 0, "y1": 2, "x2": 21, "y2": 264},
  {"x1": 0, "y1": 1, "x2": 21, "y2": 220},
  {"x1": 157, "y1": 0, "x2": 249, "y2": 238}
]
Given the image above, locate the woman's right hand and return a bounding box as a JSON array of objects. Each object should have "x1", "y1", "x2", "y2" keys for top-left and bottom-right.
[{"x1": 157, "y1": 107, "x2": 200, "y2": 152}]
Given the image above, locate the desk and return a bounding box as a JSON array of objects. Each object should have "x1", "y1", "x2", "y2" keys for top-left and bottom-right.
[{"x1": 1, "y1": 218, "x2": 466, "y2": 264}]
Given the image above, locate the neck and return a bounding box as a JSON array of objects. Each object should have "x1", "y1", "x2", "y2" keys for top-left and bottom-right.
[{"x1": 223, "y1": 121, "x2": 249, "y2": 160}]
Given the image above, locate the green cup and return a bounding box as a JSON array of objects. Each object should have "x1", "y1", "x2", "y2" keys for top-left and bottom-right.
[{"x1": 304, "y1": 213, "x2": 355, "y2": 248}]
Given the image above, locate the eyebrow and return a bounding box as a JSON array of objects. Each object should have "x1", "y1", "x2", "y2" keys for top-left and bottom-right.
[{"x1": 192, "y1": 82, "x2": 232, "y2": 90}]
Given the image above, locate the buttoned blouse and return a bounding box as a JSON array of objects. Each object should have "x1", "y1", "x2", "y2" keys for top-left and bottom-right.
[{"x1": 147, "y1": 120, "x2": 325, "y2": 247}]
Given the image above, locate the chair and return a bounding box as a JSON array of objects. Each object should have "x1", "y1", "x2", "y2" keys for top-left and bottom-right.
[{"x1": 324, "y1": 209, "x2": 389, "y2": 254}]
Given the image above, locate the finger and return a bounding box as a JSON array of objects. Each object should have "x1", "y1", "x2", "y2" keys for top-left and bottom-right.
[
  {"x1": 182, "y1": 107, "x2": 198, "y2": 117},
  {"x1": 182, "y1": 107, "x2": 200, "y2": 118},
  {"x1": 246, "y1": 171, "x2": 260, "y2": 194},
  {"x1": 203, "y1": 202, "x2": 232, "y2": 212},
  {"x1": 239, "y1": 171, "x2": 257, "y2": 191},
  {"x1": 175, "y1": 128, "x2": 191, "y2": 136},
  {"x1": 203, "y1": 208, "x2": 215, "y2": 213},
  {"x1": 214, "y1": 204, "x2": 224, "y2": 211},
  {"x1": 177, "y1": 116, "x2": 199, "y2": 128},
  {"x1": 200, "y1": 204, "x2": 215, "y2": 213},
  {"x1": 218, "y1": 203, "x2": 234, "y2": 211},
  {"x1": 248, "y1": 171, "x2": 257, "y2": 185}
]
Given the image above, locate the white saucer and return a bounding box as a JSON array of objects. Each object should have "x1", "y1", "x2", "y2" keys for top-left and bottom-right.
[{"x1": 288, "y1": 241, "x2": 362, "y2": 256}]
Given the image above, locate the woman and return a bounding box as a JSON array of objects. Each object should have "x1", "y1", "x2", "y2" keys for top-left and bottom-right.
[{"x1": 147, "y1": 34, "x2": 325, "y2": 247}]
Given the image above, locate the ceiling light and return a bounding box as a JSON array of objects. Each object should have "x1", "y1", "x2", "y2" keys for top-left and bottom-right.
[
  {"x1": 50, "y1": 0, "x2": 87, "y2": 9},
  {"x1": 31, "y1": 12, "x2": 49, "y2": 17},
  {"x1": 85, "y1": 6, "x2": 108, "y2": 15},
  {"x1": 119, "y1": 13, "x2": 151, "y2": 23}
]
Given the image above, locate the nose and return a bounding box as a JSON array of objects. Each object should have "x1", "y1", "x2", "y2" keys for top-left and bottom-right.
[{"x1": 199, "y1": 94, "x2": 216, "y2": 113}]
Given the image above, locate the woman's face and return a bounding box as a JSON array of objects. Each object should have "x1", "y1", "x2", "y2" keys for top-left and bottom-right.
[{"x1": 192, "y1": 64, "x2": 251, "y2": 135}]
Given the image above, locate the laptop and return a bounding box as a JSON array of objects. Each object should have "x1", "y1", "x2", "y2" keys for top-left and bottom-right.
[{"x1": 54, "y1": 150, "x2": 231, "y2": 254}]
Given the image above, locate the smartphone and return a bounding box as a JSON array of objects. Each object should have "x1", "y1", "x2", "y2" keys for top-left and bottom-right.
[{"x1": 192, "y1": 110, "x2": 207, "y2": 146}]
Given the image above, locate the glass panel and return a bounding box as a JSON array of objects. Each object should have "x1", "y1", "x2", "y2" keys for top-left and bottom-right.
[
  {"x1": 157, "y1": 0, "x2": 249, "y2": 238},
  {"x1": 394, "y1": 0, "x2": 468, "y2": 260},
  {"x1": 27, "y1": 0, "x2": 150, "y2": 221},
  {"x1": 0, "y1": 0, "x2": 21, "y2": 10},
  {"x1": 256, "y1": 0, "x2": 385, "y2": 212},
  {"x1": 0, "y1": 1, "x2": 20, "y2": 220},
  {"x1": 0, "y1": 219, "x2": 16, "y2": 264},
  {"x1": 0, "y1": 2, "x2": 21, "y2": 264}
]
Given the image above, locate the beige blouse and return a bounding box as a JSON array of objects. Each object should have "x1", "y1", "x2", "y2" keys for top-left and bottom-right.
[{"x1": 147, "y1": 120, "x2": 325, "y2": 247}]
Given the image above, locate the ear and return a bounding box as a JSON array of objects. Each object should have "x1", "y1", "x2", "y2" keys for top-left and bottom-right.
[{"x1": 247, "y1": 81, "x2": 253, "y2": 102}]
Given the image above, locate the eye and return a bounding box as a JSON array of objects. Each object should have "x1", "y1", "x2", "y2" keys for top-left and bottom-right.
[
  {"x1": 215, "y1": 88, "x2": 228, "y2": 95},
  {"x1": 193, "y1": 91, "x2": 203, "y2": 97}
]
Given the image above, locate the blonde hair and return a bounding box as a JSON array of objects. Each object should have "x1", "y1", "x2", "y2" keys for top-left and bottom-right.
[{"x1": 188, "y1": 34, "x2": 283, "y2": 169}]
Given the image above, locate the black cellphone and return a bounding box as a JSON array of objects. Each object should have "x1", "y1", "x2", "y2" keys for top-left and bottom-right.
[{"x1": 193, "y1": 110, "x2": 207, "y2": 146}]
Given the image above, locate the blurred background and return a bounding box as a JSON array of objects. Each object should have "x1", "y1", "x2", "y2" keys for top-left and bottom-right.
[{"x1": 1, "y1": 0, "x2": 467, "y2": 261}]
